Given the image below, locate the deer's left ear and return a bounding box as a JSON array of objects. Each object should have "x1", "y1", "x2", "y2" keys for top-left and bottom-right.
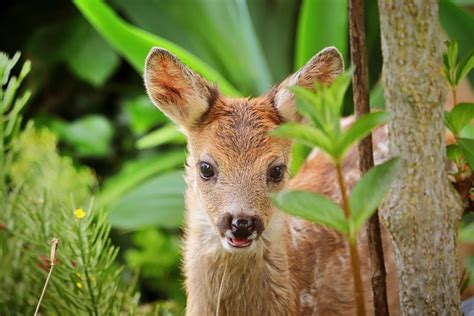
[
  {"x1": 272, "y1": 46, "x2": 344, "y2": 122},
  {"x1": 144, "y1": 47, "x2": 217, "y2": 130}
]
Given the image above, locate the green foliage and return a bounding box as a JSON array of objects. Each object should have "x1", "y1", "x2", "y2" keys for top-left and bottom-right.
[
  {"x1": 125, "y1": 229, "x2": 184, "y2": 306},
  {"x1": 73, "y1": 0, "x2": 240, "y2": 96},
  {"x1": 445, "y1": 103, "x2": 474, "y2": 136},
  {"x1": 457, "y1": 138, "x2": 474, "y2": 170},
  {"x1": 108, "y1": 171, "x2": 185, "y2": 230},
  {"x1": 272, "y1": 75, "x2": 399, "y2": 243},
  {"x1": 349, "y1": 158, "x2": 400, "y2": 235},
  {"x1": 272, "y1": 190, "x2": 348, "y2": 234},
  {"x1": 0, "y1": 53, "x2": 138, "y2": 315},
  {"x1": 27, "y1": 17, "x2": 119, "y2": 87},
  {"x1": 443, "y1": 40, "x2": 474, "y2": 88},
  {"x1": 273, "y1": 71, "x2": 390, "y2": 163},
  {"x1": 137, "y1": 124, "x2": 185, "y2": 150},
  {"x1": 295, "y1": 0, "x2": 348, "y2": 69}
]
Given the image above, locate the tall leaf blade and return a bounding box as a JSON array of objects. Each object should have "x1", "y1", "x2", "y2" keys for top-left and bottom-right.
[
  {"x1": 73, "y1": 0, "x2": 240, "y2": 96},
  {"x1": 294, "y1": 0, "x2": 348, "y2": 69},
  {"x1": 272, "y1": 190, "x2": 348, "y2": 234},
  {"x1": 349, "y1": 158, "x2": 401, "y2": 234}
]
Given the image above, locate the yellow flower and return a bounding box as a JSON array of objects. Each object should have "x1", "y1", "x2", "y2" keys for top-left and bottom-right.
[
  {"x1": 74, "y1": 208, "x2": 86, "y2": 220},
  {"x1": 76, "y1": 272, "x2": 82, "y2": 279},
  {"x1": 76, "y1": 282, "x2": 83, "y2": 289}
]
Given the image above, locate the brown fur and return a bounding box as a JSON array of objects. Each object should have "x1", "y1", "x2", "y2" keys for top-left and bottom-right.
[{"x1": 144, "y1": 47, "x2": 400, "y2": 315}]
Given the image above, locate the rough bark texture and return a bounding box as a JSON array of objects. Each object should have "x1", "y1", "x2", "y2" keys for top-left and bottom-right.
[
  {"x1": 348, "y1": 0, "x2": 390, "y2": 314},
  {"x1": 378, "y1": 1, "x2": 463, "y2": 314}
]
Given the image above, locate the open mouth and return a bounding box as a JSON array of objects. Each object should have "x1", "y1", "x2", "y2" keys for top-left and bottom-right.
[{"x1": 227, "y1": 237, "x2": 252, "y2": 248}]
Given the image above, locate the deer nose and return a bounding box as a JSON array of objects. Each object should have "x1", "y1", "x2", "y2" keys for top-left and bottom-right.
[
  {"x1": 230, "y1": 215, "x2": 255, "y2": 238},
  {"x1": 232, "y1": 216, "x2": 254, "y2": 230}
]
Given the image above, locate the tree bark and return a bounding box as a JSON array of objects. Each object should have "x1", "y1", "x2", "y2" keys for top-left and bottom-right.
[
  {"x1": 378, "y1": 1, "x2": 463, "y2": 314},
  {"x1": 348, "y1": 0, "x2": 390, "y2": 314}
]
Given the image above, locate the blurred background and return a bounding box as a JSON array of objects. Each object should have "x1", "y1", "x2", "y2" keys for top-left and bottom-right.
[{"x1": 0, "y1": 0, "x2": 473, "y2": 312}]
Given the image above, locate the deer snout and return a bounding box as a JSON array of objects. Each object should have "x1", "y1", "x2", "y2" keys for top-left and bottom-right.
[{"x1": 217, "y1": 213, "x2": 264, "y2": 249}]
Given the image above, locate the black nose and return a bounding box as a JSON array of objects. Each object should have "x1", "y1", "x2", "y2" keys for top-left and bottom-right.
[
  {"x1": 232, "y1": 217, "x2": 253, "y2": 230},
  {"x1": 231, "y1": 216, "x2": 255, "y2": 238}
]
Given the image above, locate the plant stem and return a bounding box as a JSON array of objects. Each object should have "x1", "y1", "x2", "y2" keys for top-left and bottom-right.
[
  {"x1": 34, "y1": 238, "x2": 60, "y2": 316},
  {"x1": 452, "y1": 87, "x2": 457, "y2": 107},
  {"x1": 336, "y1": 163, "x2": 350, "y2": 219},
  {"x1": 336, "y1": 163, "x2": 366, "y2": 316}
]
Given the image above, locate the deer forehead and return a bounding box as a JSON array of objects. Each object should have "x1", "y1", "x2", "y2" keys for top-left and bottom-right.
[{"x1": 188, "y1": 96, "x2": 291, "y2": 169}]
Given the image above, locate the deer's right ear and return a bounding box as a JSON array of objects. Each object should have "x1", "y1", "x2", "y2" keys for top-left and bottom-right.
[
  {"x1": 272, "y1": 46, "x2": 344, "y2": 122},
  {"x1": 144, "y1": 47, "x2": 217, "y2": 130}
]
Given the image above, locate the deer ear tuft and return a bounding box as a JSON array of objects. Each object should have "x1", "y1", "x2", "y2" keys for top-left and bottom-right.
[
  {"x1": 144, "y1": 47, "x2": 217, "y2": 130},
  {"x1": 272, "y1": 46, "x2": 344, "y2": 122}
]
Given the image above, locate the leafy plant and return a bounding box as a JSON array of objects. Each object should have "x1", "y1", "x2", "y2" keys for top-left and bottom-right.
[
  {"x1": 443, "y1": 40, "x2": 474, "y2": 215},
  {"x1": 0, "y1": 52, "x2": 138, "y2": 315},
  {"x1": 271, "y1": 73, "x2": 400, "y2": 315}
]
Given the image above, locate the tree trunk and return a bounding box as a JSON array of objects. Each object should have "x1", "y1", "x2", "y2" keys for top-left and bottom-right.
[{"x1": 378, "y1": 1, "x2": 463, "y2": 314}]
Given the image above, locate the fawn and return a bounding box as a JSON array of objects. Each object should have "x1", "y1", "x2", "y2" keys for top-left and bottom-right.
[{"x1": 144, "y1": 46, "x2": 400, "y2": 315}]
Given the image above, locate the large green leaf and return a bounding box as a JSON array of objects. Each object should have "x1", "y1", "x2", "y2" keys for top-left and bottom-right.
[
  {"x1": 337, "y1": 111, "x2": 390, "y2": 158},
  {"x1": 294, "y1": 0, "x2": 348, "y2": 69},
  {"x1": 122, "y1": 95, "x2": 167, "y2": 135},
  {"x1": 111, "y1": 0, "x2": 273, "y2": 95},
  {"x1": 65, "y1": 17, "x2": 120, "y2": 87},
  {"x1": 460, "y1": 222, "x2": 474, "y2": 243},
  {"x1": 73, "y1": 0, "x2": 240, "y2": 96},
  {"x1": 137, "y1": 124, "x2": 185, "y2": 149},
  {"x1": 108, "y1": 171, "x2": 185, "y2": 229},
  {"x1": 272, "y1": 190, "x2": 348, "y2": 234},
  {"x1": 445, "y1": 103, "x2": 474, "y2": 135},
  {"x1": 349, "y1": 158, "x2": 400, "y2": 236},
  {"x1": 457, "y1": 138, "x2": 474, "y2": 169},
  {"x1": 51, "y1": 115, "x2": 114, "y2": 158},
  {"x1": 272, "y1": 123, "x2": 334, "y2": 157},
  {"x1": 99, "y1": 149, "x2": 185, "y2": 208}
]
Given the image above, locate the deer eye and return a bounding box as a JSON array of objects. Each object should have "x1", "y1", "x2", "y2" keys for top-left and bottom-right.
[
  {"x1": 268, "y1": 165, "x2": 285, "y2": 183},
  {"x1": 199, "y1": 162, "x2": 215, "y2": 180}
]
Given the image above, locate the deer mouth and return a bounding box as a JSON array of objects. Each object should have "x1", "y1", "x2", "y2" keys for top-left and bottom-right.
[{"x1": 227, "y1": 236, "x2": 252, "y2": 248}]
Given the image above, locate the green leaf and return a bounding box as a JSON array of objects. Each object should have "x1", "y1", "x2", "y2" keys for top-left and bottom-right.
[
  {"x1": 440, "y1": 0, "x2": 474, "y2": 85},
  {"x1": 113, "y1": 0, "x2": 273, "y2": 95},
  {"x1": 61, "y1": 115, "x2": 114, "y2": 158},
  {"x1": 272, "y1": 190, "x2": 348, "y2": 234},
  {"x1": 447, "y1": 40, "x2": 458, "y2": 71},
  {"x1": 108, "y1": 171, "x2": 185, "y2": 229},
  {"x1": 65, "y1": 18, "x2": 120, "y2": 87},
  {"x1": 271, "y1": 123, "x2": 334, "y2": 158},
  {"x1": 337, "y1": 111, "x2": 390, "y2": 158},
  {"x1": 99, "y1": 149, "x2": 185, "y2": 208},
  {"x1": 457, "y1": 138, "x2": 474, "y2": 169},
  {"x1": 369, "y1": 82, "x2": 385, "y2": 110},
  {"x1": 460, "y1": 222, "x2": 474, "y2": 243},
  {"x1": 136, "y1": 124, "x2": 185, "y2": 149},
  {"x1": 349, "y1": 158, "x2": 401, "y2": 235},
  {"x1": 447, "y1": 144, "x2": 463, "y2": 164},
  {"x1": 445, "y1": 103, "x2": 474, "y2": 135},
  {"x1": 290, "y1": 143, "x2": 312, "y2": 176},
  {"x1": 73, "y1": 0, "x2": 240, "y2": 96},
  {"x1": 460, "y1": 123, "x2": 474, "y2": 139},
  {"x1": 455, "y1": 51, "x2": 474, "y2": 85},
  {"x1": 122, "y1": 95, "x2": 167, "y2": 135},
  {"x1": 294, "y1": 0, "x2": 348, "y2": 69}
]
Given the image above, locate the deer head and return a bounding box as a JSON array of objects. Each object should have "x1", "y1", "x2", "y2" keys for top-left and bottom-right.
[{"x1": 144, "y1": 47, "x2": 343, "y2": 253}]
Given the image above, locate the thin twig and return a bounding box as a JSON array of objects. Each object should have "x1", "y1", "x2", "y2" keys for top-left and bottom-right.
[
  {"x1": 348, "y1": 0, "x2": 390, "y2": 314},
  {"x1": 34, "y1": 238, "x2": 60, "y2": 316}
]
